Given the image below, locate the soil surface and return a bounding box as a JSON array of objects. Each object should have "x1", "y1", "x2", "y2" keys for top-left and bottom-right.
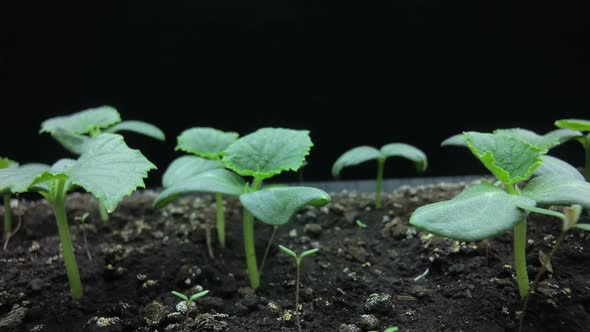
[{"x1": 1, "y1": 181, "x2": 589, "y2": 332}]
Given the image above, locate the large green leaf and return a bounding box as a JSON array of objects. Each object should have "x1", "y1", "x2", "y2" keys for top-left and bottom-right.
[
  {"x1": 162, "y1": 156, "x2": 222, "y2": 188},
  {"x1": 0, "y1": 163, "x2": 51, "y2": 193},
  {"x1": 380, "y1": 143, "x2": 428, "y2": 173},
  {"x1": 51, "y1": 129, "x2": 92, "y2": 155},
  {"x1": 40, "y1": 106, "x2": 121, "y2": 135},
  {"x1": 240, "y1": 187, "x2": 331, "y2": 226},
  {"x1": 410, "y1": 183, "x2": 535, "y2": 241},
  {"x1": 154, "y1": 169, "x2": 246, "y2": 208},
  {"x1": 545, "y1": 128, "x2": 582, "y2": 144},
  {"x1": 522, "y1": 175, "x2": 590, "y2": 209},
  {"x1": 533, "y1": 155, "x2": 583, "y2": 181},
  {"x1": 223, "y1": 128, "x2": 312, "y2": 179},
  {"x1": 176, "y1": 127, "x2": 238, "y2": 159},
  {"x1": 441, "y1": 134, "x2": 467, "y2": 147},
  {"x1": 465, "y1": 132, "x2": 546, "y2": 185},
  {"x1": 555, "y1": 119, "x2": 590, "y2": 132},
  {"x1": 331, "y1": 146, "x2": 381, "y2": 178},
  {"x1": 494, "y1": 128, "x2": 560, "y2": 149},
  {"x1": 65, "y1": 134, "x2": 156, "y2": 212},
  {"x1": 107, "y1": 121, "x2": 166, "y2": 141}
]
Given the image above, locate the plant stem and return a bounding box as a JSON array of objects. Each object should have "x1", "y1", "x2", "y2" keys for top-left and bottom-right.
[
  {"x1": 216, "y1": 193, "x2": 225, "y2": 248},
  {"x1": 259, "y1": 225, "x2": 278, "y2": 276},
  {"x1": 584, "y1": 139, "x2": 590, "y2": 181},
  {"x1": 52, "y1": 180, "x2": 83, "y2": 300},
  {"x1": 518, "y1": 229, "x2": 567, "y2": 332},
  {"x1": 205, "y1": 219, "x2": 214, "y2": 259},
  {"x1": 244, "y1": 177, "x2": 263, "y2": 289},
  {"x1": 295, "y1": 260, "x2": 302, "y2": 332},
  {"x1": 184, "y1": 299, "x2": 191, "y2": 332},
  {"x1": 375, "y1": 159, "x2": 385, "y2": 208},
  {"x1": 505, "y1": 183, "x2": 530, "y2": 299},
  {"x1": 3, "y1": 194, "x2": 11, "y2": 240},
  {"x1": 98, "y1": 201, "x2": 109, "y2": 222}
]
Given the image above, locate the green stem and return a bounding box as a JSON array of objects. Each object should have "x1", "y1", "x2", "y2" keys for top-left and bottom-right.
[
  {"x1": 98, "y1": 201, "x2": 109, "y2": 222},
  {"x1": 216, "y1": 193, "x2": 225, "y2": 248},
  {"x1": 505, "y1": 183, "x2": 529, "y2": 299},
  {"x1": 244, "y1": 177, "x2": 263, "y2": 289},
  {"x1": 184, "y1": 299, "x2": 191, "y2": 332},
  {"x1": 295, "y1": 260, "x2": 302, "y2": 332},
  {"x1": 52, "y1": 180, "x2": 83, "y2": 300},
  {"x1": 376, "y1": 158, "x2": 385, "y2": 208},
  {"x1": 584, "y1": 139, "x2": 590, "y2": 181},
  {"x1": 259, "y1": 225, "x2": 278, "y2": 276},
  {"x1": 3, "y1": 194, "x2": 12, "y2": 240}
]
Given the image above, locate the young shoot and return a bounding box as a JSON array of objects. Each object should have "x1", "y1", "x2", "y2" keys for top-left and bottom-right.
[
  {"x1": 40, "y1": 105, "x2": 165, "y2": 221},
  {"x1": 554, "y1": 119, "x2": 590, "y2": 180},
  {"x1": 171, "y1": 289, "x2": 209, "y2": 332},
  {"x1": 0, "y1": 134, "x2": 156, "y2": 300},
  {"x1": 412, "y1": 131, "x2": 590, "y2": 299},
  {"x1": 369, "y1": 328, "x2": 399, "y2": 332},
  {"x1": 155, "y1": 128, "x2": 331, "y2": 289},
  {"x1": 332, "y1": 143, "x2": 427, "y2": 208},
  {"x1": 356, "y1": 219, "x2": 367, "y2": 229},
  {"x1": 0, "y1": 157, "x2": 16, "y2": 241},
  {"x1": 74, "y1": 212, "x2": 93, "y2": 260},
  {"x1": 278, "y1": 245, "x2": 319, "y2": 332}
]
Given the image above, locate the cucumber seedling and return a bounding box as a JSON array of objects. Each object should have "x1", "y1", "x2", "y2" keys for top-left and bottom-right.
[
  {"x1": 411, "y1": 132, "x2": 590, "y2": 299},
  {"x1": 278, "y1": 245, "x2": 319, "y2": 332},
  {"x1": 332, "y1": 143, "x2": 427, "y2": 208},
  {"x1": 356, "y1": 219, "x2": 367, "y2": 229},
  {"x1": 369, "y1": 328, "x2": 399, "y2": 332},
  {"x1": 554, "y1": 119, "x2": 590, "y2": 180},
  {"x1": 0, "y1": 134, "x2": 156, "y2": 300},
  {"x1": 155, "y1": 128, "x2": 331, "y2": 289},
  {"x1": 40, "y1": 105, "x2": 165, "y2": 221},
  {"x1": 171, "y1": 289, "x2": 209, "y2": 332}
]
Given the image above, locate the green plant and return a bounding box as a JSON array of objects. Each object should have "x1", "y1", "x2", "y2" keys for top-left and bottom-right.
[
  {"x1": 278, "y1": 245, "x2": 319, "y2": 332},
  {"x1": 411, "y1": 131, "x2": 590, "y2": 299},
  {"x1": 355, "y1": 219, "x2": 367, "y2": 229},
  {"x1": 155, "y1": 128, "x2": 331, "y2": 289},
  {"x1": 554, "y1": 119, "x2": 590, "y2": 180},
  {"x1": 0, "y1": 157, "x2": 16, "y2": 241},
  {"x1": 40, "y1": 105, "x2": 165, "y2": 221},
  {"x1": 171, "y1": 289, "x2": 209, "y2": 332},
  {"x1": 332, "y1": 144, "x2": 427, "y2": 208},
  {"x1": 369, "y1": 328, "x2": 399, "y2": 332},
  {"x1": 0, "y1": 134, "x2": 156, "y2": 300}
]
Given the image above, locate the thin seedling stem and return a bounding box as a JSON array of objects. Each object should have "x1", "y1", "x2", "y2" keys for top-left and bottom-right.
[
  {"x1": 3, "y1": 194, "x2": 12, "y2": 240},
  {"x1": 215, "y1": 193, "x2": 225, "y2": 248},
  {"x1": 295, "y1": 260, "x2": 302, "y2": 332},
  {"x1": 259, "y1": 225, "x2": 278, "y2": 276}
]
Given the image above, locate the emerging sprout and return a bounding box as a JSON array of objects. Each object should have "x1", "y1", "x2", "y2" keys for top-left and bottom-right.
[
  {"x1": 278, "y1": 245, "x2": 319, "y2": 332},
  {"x1": 0, "y1": 134, "x2": 156, "y2": 300},
  {"x1": 554, "y1": 119, "x2": 590, "y2": 180},
  {"x1": 355, "y1": 219, "x2": 367, "y2": 229},
  {"x1": 332, "y1": 143, "x2": 427, "y2": 208},
  {"x1": 369, "y1": 328, "x2": 399, "y2": 332},
  {"x1": 171, "y1": 289, "x2": 209, "y2": 332}
]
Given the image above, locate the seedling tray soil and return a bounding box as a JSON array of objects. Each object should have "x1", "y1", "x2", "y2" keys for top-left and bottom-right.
[{"x1": 1, "y1": 179, "x2": 589, "y2": 331}]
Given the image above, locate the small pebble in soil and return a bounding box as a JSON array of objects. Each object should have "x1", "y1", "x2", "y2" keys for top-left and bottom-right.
[
  {"x1": 267, "y1": 302, "x2": 282, "y2": 316},
  {"x1": 303, "y1": 223, "x2": 322, "y2": 237},
  {"x1": 85, "y1": 316, "x2": 122, "y2": 332},
  {"x1": 364, "y1": 293, "x2": 393, "y2": 315},
  {"x1": 448, "y1": 263, "x2": 466, "y2": 274},
  {"x1": 175, "y1": 264, "x2": 202, "y2": 287},
  {"x1": 359, "y1": 314, "x2": 379, "y2": 330},
  {"x1": 192, "y1": 313, "x2": 229, "y2": 331},
  {"x1": 339, "y1": 323, "x2": 361, "y2": 332},
  {"x1": 175, "y1": 301, "x2": 196, "y2": 315},
  {"x1": 0, "y1": 305, "x2": 28, "y2": 331},
  {"x1": 143, "y1": 301, "x2": 170, "y2": 326},
  {"x1": 29, "y1": 278, "x2": 43, "y2": 292}
]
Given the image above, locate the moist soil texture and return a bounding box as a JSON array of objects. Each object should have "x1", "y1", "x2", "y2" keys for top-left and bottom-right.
[{"x1": 1, "y1": 181, "x2": 589, "y2": 332}]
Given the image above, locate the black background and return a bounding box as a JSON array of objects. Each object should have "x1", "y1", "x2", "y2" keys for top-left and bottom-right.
[{"x1": 1, "y1": 1, "x2": 588, "y2": 185}]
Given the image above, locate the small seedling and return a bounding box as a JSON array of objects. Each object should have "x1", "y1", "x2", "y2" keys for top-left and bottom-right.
[
  {"x1": 332, "y1": 143, "x2": 427, "y2": 208},
  {"x1": 0, "y1": 157, "x2": 16, "y2": 241},
  {"x1": 411, "y1": 131, "x2": 590, "y2": 299},
  {"x1": 40, "y1": 105, "x2": 165, "y2": 221},
  {"x1": 278, "y1": 245, "x2": 319, "y2": 332},
  {"x1": 155, "y1": 128, "x2": 331, "y2": 289},
  {"x1": 0, "y1": 134, "x2": 156, "y2": 300},
  {"x1": 74, "y1": 212, "x2": 92, "y2": 260},
  {"x1": 369, "y1": 328, "x2": 399, "y2": 332},
  {"x1": 171, "y1": 289, "x2": 209, "y2": 332},
  {"x1": 355, "y1": 219, "x2": 367, "y2": 229},
  {"x1": 554, "y1": 119, "x2": 590, "y2": 180}
]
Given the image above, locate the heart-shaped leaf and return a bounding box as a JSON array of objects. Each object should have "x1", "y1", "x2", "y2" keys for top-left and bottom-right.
[
  {"x1": 223, "y1": 128, "x2": 312, "y2": 179},
  {"x1": 107, "y1": 121, "x2": 166, "y2": 141},
  {"x1": 240, "y1": 186, "x2": 330, "y2": 226},
  {"x1": 51, "y1": 129, "x2": 92, "y2": 155},
  {"x1": 162, "y1": 156, "x2": 223, "y2": 188},
  {"x1": 154, "y1": 169, "x2": 246, "y2": 208},
  {"x1": 555, "y1": 119, "x2": 590, "y2": 132},
  {"x1": 332, "y1": 146, "x2": 381, "y2": 178},
  {"x1": 380, "y1": 143, "x2": 428, "y2": 173},
  {"x1": 522, "y1": 175, "x2": 590, "y2": 209},
  {"x1": 40, "y1": 106, "x2": 121, "y2": 135},
  {"x1": 410, "y1": 182, "x2": 535, "y2": 241},
  {"x1": 441, "y1": 134, "x2": 467, "y2": 147},
  {"x1": 176, "y1": 128, "x2": 239, "y2": 159},
  {"x1": 0, "y1": 163, "x2": 51, "y2": 193},
  {"x1": 533, "y1": 155, "x2": 583, "y2": 181},
  {"x1": 465, "y1": 132, "x2": 546, "y2": 185}
]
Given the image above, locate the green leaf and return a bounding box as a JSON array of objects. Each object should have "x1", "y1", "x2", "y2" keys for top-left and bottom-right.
[
  {"x1": 576, "y1": 224, "x2": 590, "y2": 231},
  {"x1": 278, "y1": 245, "x2": 297, "y2": 258},
  {"x1": 40, "y1": 106, "x2": 121, "y2": 135},
  {"x1": 380, "y1": 143, "x2": 428, "y2": 173},
  {"x1": 190, "y1": 290, "x2": 209, "y2": 301},
  {"x1": 533, "y1": 155, "x2": 583, "y2": 181},
  {"x1": 384, "y1": 328, "x2": 399, "y2": 332},
  {"x1": 51, "y1": 129, "x2": 92, "y2": 155},
  {"x1": 555, "y1": 119, "x2": 590, "y2": 132},
  {"x1": 517, "y1": 205, "x2": 566, "y2": 220},
  {"x1": 223, "y1": 128, "x2": 312, "y2": 179},
  {"x1": 106, "y1": 120, "x2": 166, "y2": 141},
  {"x1": 65, "y1": 134, "x2": 156, "y2": 212},
  {"x1": 162, "y1": 156, "x2": 222, "y2": 188},
  {"x1": 522, "y1": 175, "x2": 590, "y2": 209},
  {"x1": 494, "y1": 128, "x2": 561, "y2": 149},
  {"x1": 545, "y1": 128, "x2": 582, "y2": 144},
  {"x1": 176, "y1": 127, "x2": 239, "y2": 159},
  {"x1": 465, "y1": 132, "x2": 546, "y2": 185},
  {"x1": 0, "y1": 158, "x2": 16, "y2": 169},
  {"x1": 300, "y1": 248, "x2": 319, "y2": 259},
  {"x1": 171, "y1": 291, "x2": 189, "y2": 301},
  {"x1": 410, "y1": 183, "x2": 535, "y2": 241},
  {"x1": 441, "y1": 134, "x2": 467, "y2": 147},
  {"x1": 331, "y1": 146, "x2": 381, "y2": 178},
  {"x1": 0, "y1": 163, "x2": 51, "y2": 193},
  {"x1": 154, "y1": 169, "x2": 246, "y2": 208},
  {"x1": 240, "y1": 186, "x2": 330, "y2": 226}
]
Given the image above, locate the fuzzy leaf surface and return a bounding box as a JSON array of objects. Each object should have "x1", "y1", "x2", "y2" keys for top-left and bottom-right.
[
  {"x1": 0, "y1": 164, "x2": 51, "y2": 193},
  {"x1": 107, "y1": 121, "x2": 166, "y2": 141},
  {"x1": 410, "y1": 182, "x2": 535, "y2": 241},
  {"x1": 52, "y1": 129, "x2": 92, "y2": 155},
  {"x1": 240, "y1": 186, "x2": 330, "y2": 226},
  {"x1": 162, "y1": 156, "x2": 222, "y2": 188},
  {"x1": 494, "y1": 128, "x2": 560, "y2": 149},
  {"x1": 223, "y1": 128, "x2": 312, "y2": 179},
  {"x1": 441, "y1": 134, "x2": 467, "y2": 147},
  {"x1": 176, "y1": 128, "x2": 238, "y2": 158},
  {"x1": 555, "y1": 119, "x2": 590, "y2": 132},
  {"x1": 380, "y1": 143, "x2": 427, "y2": 172},
  {"x1": 331, "y1": 146, "x2": 381, "y2": 178},
  {"x1": 545, "y1": 128, "x2": 582, "y2": 143},
  {"x1": 533, "y1": 155, "x2": 583, "y2": 181},
  {"x1": 40, "y1": 106, "x2": 121, "y2": 134},
  {"x1": 522, "y1": 175, "x2": 590, "y2": 209}
]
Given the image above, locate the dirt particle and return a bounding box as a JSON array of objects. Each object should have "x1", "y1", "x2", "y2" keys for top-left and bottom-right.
[
  {"x1": 0, "y1": 305, "x2": 28, "y2": 331},
  {"x1": 363, "y1": 293, "x2": 393, "y2": 315},
  {"x1": 339, "y1": 323, "x2": 361, "y2": 332},
  {"x1": 303, "y1": 223, "x2": 323, "y2": 237},
  {"x1": 142, "y1": 301, "x2": 170, "y2": 326},
  {"x1": 192, "y1": 313, "x2": 229, "y2": 331},
  {"x1": 359, "y1": 314, "x2": 379, "y2": 330}
]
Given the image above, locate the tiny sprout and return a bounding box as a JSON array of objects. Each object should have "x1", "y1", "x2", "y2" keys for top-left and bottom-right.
[
  {"x1": 278, "y1": 245, "x2": 319, "y2": 332},
  {"x1": 74, "y1": 212, "x2": 92, "y2": 260},
  {"x1": 356, "y1": 219, "x2": 367, "y2": 229},
  {"x1": 172, "y1": 290, "x2": 209, "y2": 332},
  {"x1": 369, "y1": 328, "x2": 399, "y2": 332}
]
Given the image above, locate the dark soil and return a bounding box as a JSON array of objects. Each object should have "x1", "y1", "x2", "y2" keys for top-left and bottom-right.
[{"x1": 1, "y1": 181, "x2": 589, "y2": 332}]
